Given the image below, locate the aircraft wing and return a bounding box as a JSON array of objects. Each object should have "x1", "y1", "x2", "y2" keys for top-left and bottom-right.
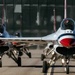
[{"x1": 0, "y1": 33, "x2": 57, "y2": 45}]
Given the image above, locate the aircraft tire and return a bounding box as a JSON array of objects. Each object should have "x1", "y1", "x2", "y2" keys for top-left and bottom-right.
[
  {"x1": 17, "y1": 57, "x2": 21, "y2": 67},
  {"x1": 42, "y1": 61, "x2": 48, "y2": 73},
  {"x1": 65, "y1": 64, "x2": 69, "y2": 74},
  {"x1": 28, "y1": 52, "x2": 31, "y2": 58},
  {"x1": 41, "y1": 54, "x2": 45, "y2": 61}
]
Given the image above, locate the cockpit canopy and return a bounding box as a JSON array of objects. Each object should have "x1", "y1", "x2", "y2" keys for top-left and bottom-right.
[{"x1": 61, "y1": 18, "x2": 75, "y2": 30}]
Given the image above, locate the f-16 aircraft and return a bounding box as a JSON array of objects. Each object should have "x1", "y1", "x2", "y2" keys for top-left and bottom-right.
[
  {"x1": 0, "y1": 19, "x2": 32, "y2": 67},
  {"x1": 0, "y1": 0, "x2": 31, "y2": 67},
  {"x1": 3, "y1": 17, "x2": 75, "y2": 74},
  {"x1": 1, "y1": 0, "x2": 75, "y2": 74}
]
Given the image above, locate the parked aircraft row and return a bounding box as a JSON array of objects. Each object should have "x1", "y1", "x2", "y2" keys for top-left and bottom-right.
[{"x1": 0, "y1": 0, "x2": 75, "y2": 74}]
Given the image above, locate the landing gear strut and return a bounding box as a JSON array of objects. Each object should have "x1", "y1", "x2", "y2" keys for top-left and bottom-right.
[
  {"x1": 65, "y1": 64, "x2": 69, "y2": 74},
  {"x1": 65, "y1": 58, "x2": 70, "y2": 74},
  {"x1": 17, "y1": 56, "x2": 21, "y2": 66},
  {"x1": 41, "y1": 54, "x2": 45, "y2": 61},
  {"x1": 28, "y1": 52, "x2": 31, "y2": 58},
  {"x1": 23, "y1": 47, "x2": 31, "y2": 58},
  {"x1": 17, "y1": 51, "x2": 22, "y2": 67},
  {"x1": 42, "y1": 61, "x2": 49, "y2": 73},
  {"x1": 63, "y1": 56, "x2": 70, "y2": 74}
]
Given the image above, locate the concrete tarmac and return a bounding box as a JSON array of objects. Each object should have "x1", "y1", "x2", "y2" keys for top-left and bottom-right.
[{"x1": 0, "y1": 49, "x2": 75, "y2": 75}]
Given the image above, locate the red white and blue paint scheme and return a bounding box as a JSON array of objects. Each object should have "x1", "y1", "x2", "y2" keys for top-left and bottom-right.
[
  {"x1": 2, "y1": 17, "x2": 75, "y2": 74},
  {"x1": 0, "y1": 0, "x2": 75, "y2": 74},
  {"x1": 1, "y1": 0, "x2": 75, "y2": 57},
  {"x1": 42, "y1": 18, "x2": 75, "y2": 55}
]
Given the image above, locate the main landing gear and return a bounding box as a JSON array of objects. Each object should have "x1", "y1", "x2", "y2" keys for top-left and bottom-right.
[
  {"x1": 42, "y1": 52, "x2": 56, "y2": 73},
  {"x1": 65, "y1": 64, "x2": 69, "y2": 74},
  {"x1": 42, "y1": 52, "x2": 60, "y2": 73},
  {"x1": 0, "y1": 46, "x2": 9, "y2": 67},
  {"x1": 17, "y1": 51, "x2": 22, "y2": 66},
  {"x1": 41, "y1": 43, "x2": 54, "y2": 61},
  {"x1": 41, "y1": 50, "x2": 54, "y2": 61},
  {"x1": 42, "y1": 61, "x2": 50, "y2": 73},
  {"x1": 64, "y1": 57, "x2": 70, "y2": 74},
  {"x1": 23, "y1": 47, "x2": 31, "y2": 58},
  {"x1": 41, "y1": 54, "x2": 46, "y2": 61},
  {"x1": 41, "y1": 48, "x2": 54, "y2": 61},
  {"x1": 12, "y1": 46, "x2": 32, "y2": 66}
]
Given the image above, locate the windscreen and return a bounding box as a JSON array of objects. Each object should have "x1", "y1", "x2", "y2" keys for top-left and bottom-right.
[{"x1": 61, "y1": 18, "x2": 75, "y2": 30}]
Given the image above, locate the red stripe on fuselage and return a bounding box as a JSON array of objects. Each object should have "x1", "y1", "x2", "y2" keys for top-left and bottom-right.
[{"x1": 60, "y1": 38, "x2": 75, "y2": 47}]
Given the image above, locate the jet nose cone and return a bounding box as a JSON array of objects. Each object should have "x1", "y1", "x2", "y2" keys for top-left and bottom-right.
[{"x1": 60, "y1": 38, "x2": 75, "y2": 47}]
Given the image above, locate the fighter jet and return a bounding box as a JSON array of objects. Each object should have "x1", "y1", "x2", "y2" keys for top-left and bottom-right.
[
  {"x1": 1, "y1": 0, "x2": 75, "y2": 74},
  {"x1": 0, "y1": 1, "x2": 31, "y2": 67},
  {"x1": 3, "y1": 17, "x2": 75, "y2": 74},
  {"x1": 0, "y1": 18, "x2": 32, "y2": 67}
]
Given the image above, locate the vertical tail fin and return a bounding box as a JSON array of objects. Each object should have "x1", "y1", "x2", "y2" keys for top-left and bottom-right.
[{"x1": 64, "y1": 0, "x2": 67, "y2": 19}]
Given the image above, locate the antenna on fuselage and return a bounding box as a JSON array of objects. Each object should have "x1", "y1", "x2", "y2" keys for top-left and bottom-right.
[{"x1": 64, "y1": 0, "x2": 67, "y2": 19}]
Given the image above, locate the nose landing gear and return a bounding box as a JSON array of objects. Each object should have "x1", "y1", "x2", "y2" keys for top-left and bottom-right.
[{"x1": 62, "y1": 56, "x2": 70, "y2": 74}]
